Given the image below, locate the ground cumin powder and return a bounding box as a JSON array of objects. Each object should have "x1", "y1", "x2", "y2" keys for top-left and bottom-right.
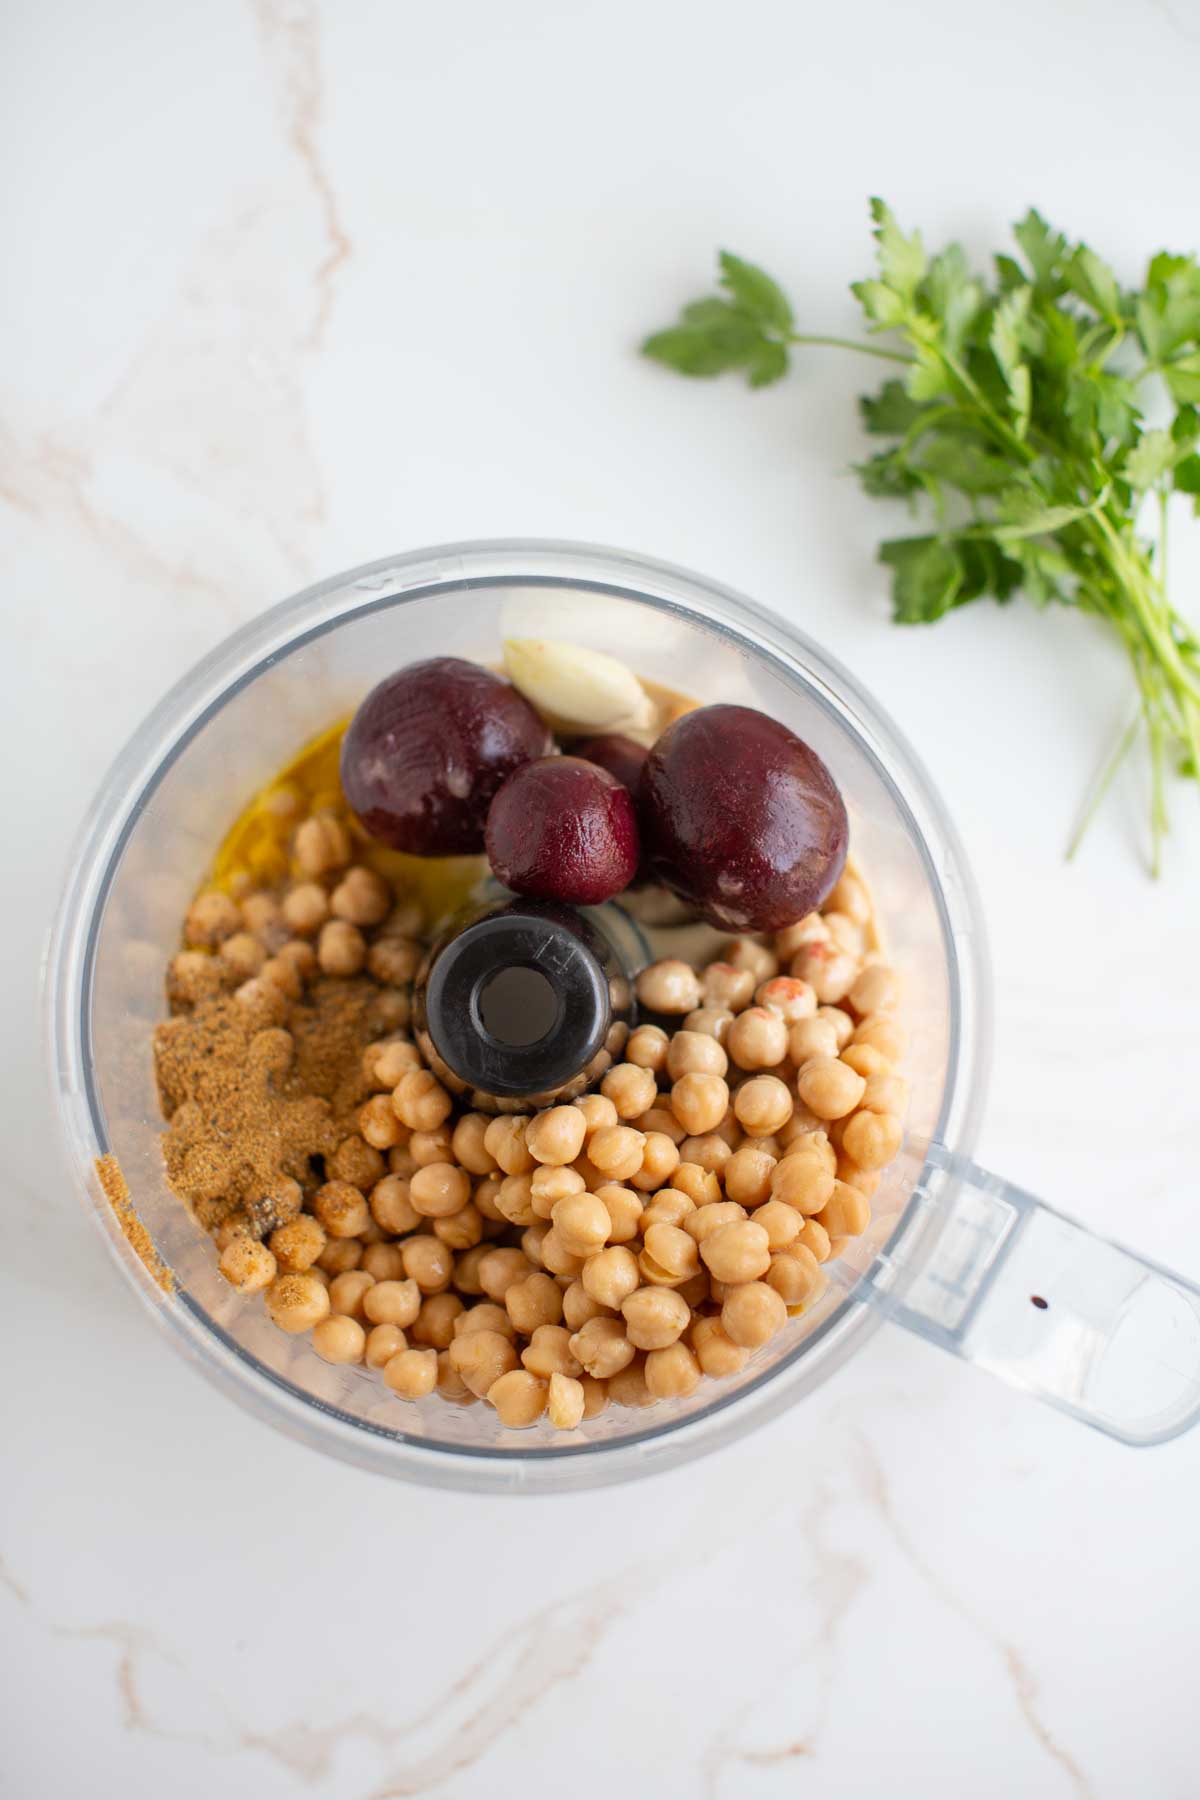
[
  {"x1": 95, "y1": 1153, "x2": 175, "y2": 1294},
  {"x1": 153, "y1": 977, "x2": 376, "y2": 1236}
]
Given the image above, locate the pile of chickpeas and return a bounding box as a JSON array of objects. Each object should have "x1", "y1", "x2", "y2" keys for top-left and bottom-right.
[{"x1": 181, "y1": 805, "x2": 906, "y2": 1432}]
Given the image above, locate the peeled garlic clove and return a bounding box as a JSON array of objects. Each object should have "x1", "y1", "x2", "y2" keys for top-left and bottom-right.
[{"x1": 503, "y1": 639, "x2": 655, "y2": 735}]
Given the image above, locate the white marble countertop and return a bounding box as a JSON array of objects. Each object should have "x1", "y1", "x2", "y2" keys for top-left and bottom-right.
[{"x1": 4, "y1": 0, "x2": 1200, "y2": 1794}]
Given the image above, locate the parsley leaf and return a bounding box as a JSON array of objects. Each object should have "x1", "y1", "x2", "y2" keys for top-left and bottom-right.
[{"x1": 640, "y1": 199, "x2": 1200, "y2": 873}]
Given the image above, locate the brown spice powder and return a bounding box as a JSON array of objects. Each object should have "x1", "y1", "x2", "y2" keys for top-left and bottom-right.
[
  {"x1": 95, "y1": 1153, "x2": 175, "y2": 1294},
  {"x1": 153, "y1": 977, "x2": 377, "y2": 1234}
]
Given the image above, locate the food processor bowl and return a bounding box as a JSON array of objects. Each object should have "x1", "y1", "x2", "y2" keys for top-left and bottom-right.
[{"x1": 45, "y1": 541, "x2": 1200, "y2": 1490}]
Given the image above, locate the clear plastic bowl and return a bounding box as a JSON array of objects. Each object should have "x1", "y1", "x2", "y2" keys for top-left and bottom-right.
[{"x1": 45, "y1": 541, "x2": 1200, "y2": 1489}]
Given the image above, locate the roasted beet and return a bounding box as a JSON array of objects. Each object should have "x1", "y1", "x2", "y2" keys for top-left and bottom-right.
[
  {"x1": 486, "y1": 757, "x2": 640, "y2": 905},
  {"x1": 341, "y1": 657, "x2": 552, "y2": 856},
  {"x1": 640, "y1": 704, "x2": 848, "y2": 930},
  {"x1": 569, "y1": 733, "x2": 649, "y2": 796}
]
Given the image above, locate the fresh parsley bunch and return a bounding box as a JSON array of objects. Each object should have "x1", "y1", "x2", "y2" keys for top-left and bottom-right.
[{"x1": 643, "y1": 202, "x2": 1200, "y2": 872}]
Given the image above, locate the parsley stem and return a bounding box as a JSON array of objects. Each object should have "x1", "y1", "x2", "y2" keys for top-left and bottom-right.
[
  {"x1": 1066, "y1": 707, "x2": 1141, "y2": 861},
  {"x1": 787, "y1": 333, "x2": 912, "y2": 365}
]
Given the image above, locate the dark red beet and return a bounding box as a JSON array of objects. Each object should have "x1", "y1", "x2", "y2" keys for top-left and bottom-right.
[
  {"x1": 640, "y1": 704, "x2": 848, "y2": 931},
  {"x1": 341, "y1": 658, "x2": 552, "y2": 856},
  {"x1": 486, "y1": 757, "x2": 641, "y2": 905},
  {"x1": 569, "y1": 733, "x2": 649, "y2": 796}
]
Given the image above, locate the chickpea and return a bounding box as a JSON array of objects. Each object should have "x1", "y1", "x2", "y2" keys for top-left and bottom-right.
[
  {"x1": 602, "y1": 1062, "x2": 658, "y2": 1121},
  {"x1": 369, "y1": 1039, "x2": 423, "y2": 1089},
  {"x1": 367, "y1": 1174, "x2": 419, "y2": 1237},
  {"x1": 682, "y1": 1006, "x2": 735, "y2": 1044},
  {"x1": 819, "y1": 1006, "x2": 856, "y2": 1051},
  {"x1": 840, "y1": 1042, "x2": 890, "y2": 1081},
  {"x1": 625, "y1": 1024, "x2": 670, "y2": 1074},
  {"x1": 630, "y1": 1132, "x2": 681, "y2": 1194},
  {"x1": 232, "y1": 976, "x2": 289, "y2": 1028},
  {"x1": 312, "y1": 1314, "x2": 366, "y2": 1364},
  {"x1": 437, "y1": 1351, "x2": 475, "y2": 1405},
  {"x1": 265, "y1": 1271, "x2": 330, "y2": 1334},
  {"x1": 631, "y1": 1105, "x2": 686, "y2": 1146},
  {"x1": 434, "y1": 1202, "x2": 484, "y2": 1251},
  {"x1": 218, "y1": 1237, "x2": 276, "y2": 1294},
  {"x1": 723, "y1": 1145, "x2": 776, "y2": 1208},
  {"x1": 292, "y1": 811, "x2": 350, "y2": 876},
  {"x1": 786, "y1": 1017, "x2": 838, "y2": 1066},
  {"x1": 850, "y1": 963, "x2": 899, "y2": 1016},
  {"x1": 765, "y1": 1242, "x2": 825, "y2": 1307},
  {"x1": 483, "y1": 1115, "x2": 534, "y2": 1176},
  {"x1": 408, "y1": 1162, "x2": 470, "y2": 1219},
  {"x1": 636, "y1": 959, "x2": 702, "y2": 1014},
  {"x1": 574, "y1": 1093, "x2": 619, "y2": 1138},
  {"x1": 568, "y1": 1316, "x2": 635, "y2": 1379},
  {"x1": 221, "y1": 931, "x2": 267, "y2": 982},
  {"x1": 362, "y1": 1241, "x2": 408, "y2": 1280},
  {"x1": 368, "y1": 988, "x2": 411, "y2": 1035},
  {"x1": 588, "y1": 1126, "x2": 646, "y2": 1181},
  {"x1": 313, "y1": 1181, "x2": 370, "y2": 1240},
  {"x1": 755, "y1": 976, "x2": 817, "y2": 1024},
  {"x1": 691, "y1": 1315, "x2": 750, "y2": 1378},
  {"x1": 638, "y1": 1189, "x2": 695, "y2": 1232},
  {"x1": 395, "y1": 1070, "x2": 454, "y2": 1133},
  {"x1": 364, "y1": 1322, "x2": 407, "y2": 1369},
  {"x1": 606, "y1": 1359, "x2": 652, "y2": 1408},
  {"x1": 838, "y1": 1161, "x2": 882, "y2": 1199},
  {"x1": 818, "y1": 1182, "x2": 872, "y2": 1239},
  {"x1": 789, "y1": 941, "x2": 858, "y2": 1005},
  {"x1": 401, "y1": 1235, "x2": 454, "y2": 1293},
  {"x1": 721, "y1": 1279, "x2": 787, "y2": 1348},
  {"x1": 472, "y1": 1175, "x2": 506, "y2": 1223},
  {"x1": 382, "y1": 1347, "x2": 438, "y2": 1399},
  {"x1": 755, "y1": 1198, "x2": 806, "y2": 1249},
  {"x1": 472, "y1": 1246, "x2": 530, "y2": 1302},
  {"x1": 360, "y1": 1276, "x2": 421, "y2": 1327},
  {"x1": 621, "y1": 1285, "x2": 691, "y2": 1351},
  {"x1": 724, "y1": 936, "x2": 778, "y2": 982},
  {"x1": 580, "y1": 1375, "x2": 610, "y2": 1418},
  {"x1": 184, "y1": 889, "x2": 242, "y2": 947},
  {"x1": 448, "y1": 1330, "x2": 518, "y2": 1398},
  {"x1": 671, "y1": 1073, "x2": 729, "y2": 1136},
  {"x1": 594, "y1": 1184, "x2": 643, "y2": 1245},
  {"x1": 316, "y1": 918, "x2": 366, "y2": 977},
  {"x1": 453, "y1": 1302, "x2": 515, "y2": 1340},
  {"x1": 329, "y1": 1135, "x2": 385, "y2": 1191},
  {"x1": 169, "y1": 949, "x2": 227, "y2": 1005},
  {"x1": 700, "y1": 1219, "x2": 771, "y2": 1285},
  {"x1": 530, "y1": 1163, "x2": 586, "y2": 1219},
  {"x1": 645, "y1": 1342, "x2": 701, "y2": 1400},
  {"x1": 581, "y1": 1245, "x2": 641, "y2": 1309},
  {"x1": 317, "y1": 1237, "x2": 364, "y2": 1275},
  {"x1": 823, "y1": 910, "x2": 865, "y2": 956},
  {"x1": 797, "y1": 1217, "x2": 832, "y2": 1262},
  {"x1": 411, "y1": 1291, "x2": 465, "y2": 1348},
  {"x1": 825, "y1": 872, "x2": 871, "y2": 925},
  {"x1": 713, "y1": 1106, "x2": 742, "y2": 1150},
  {"x1": 548, "y1": 1371, "x2": 586, "y2": 1430},
  {"x1": 268, "y1": 1214, "x2": 326, "y2": 1273},
  {"x1": 672, "y1": 1162, "x2": 722, "y2": 1207},
  {"x1": 770, "y1": 1149, "x2": 836, "y2": 1216},
  {"x1": 684, "y1": 1201, "x2": 746, "y2": 1246},
  {"x1": 443, "y1": 1114, "x2": 492, "y2": 1178},
  {"x1": 407, "y1": 1125, "x2": 453, "y2": 1169},
  {"x1": 525, "y1": 1105, "x2": 588, "y2": 1167},
  {"x1": 666, "y1": 1032, "x2": 728, "y2": 1082},
  {"x1": 487, "y1": 1369, "x2": 548, "y2": 1428},
  {"x1": 521, "y1": 1323, "x2": 582, "y2": 1378},
  {"x1": 539, "y1": 1229, "x2": 585, "y2": 1278},
  {"x1": 505, "y1": 1272, "x2": 564, "y2": 1334},
  {"x1": 562, "y1": 1279, "x2": 611, "y2": 1330},
  {"x1": 552, "y1": 1192, "x2": 611, "y2": 1257},
  {"x1": 275, "y1": 939, "x2": 318, "y2": 985},
  {"x1": 842, "y1": 1108, "x2": 904, "y2": 1172},
  {"x1": 214, "y1": 1211, "x2": 252, "y2": 1252},
  {"x1": 521, "y1": 1220, "x2": 550, "y2": 1266},
  {"x1": 851, "y1": 1013, "x2": 907, "y2": 1063},
  {"x1": 796, "y1": 1056, "x2": 865, "y2": 1122},
  {"x1": 733, "y1": 1075, "x2": 794, "y2": 1136},
  {"x1": 329, "y1": 865, "x2": 391, "y2": 928},
  {"x1": 697, "y1": 961, "x2": 752, "y2": 1011},
  {"x1": 357, "y1": 1092, "x2": 403, "y2": 1151},
  {"x1": 328, "y1": 1269, "x2": 375, "y2": 1319},
  {"x1": 726, "y1": 1008, "x2": 789, "y2": 1072},
  {"x1": 281, "y1": 882, "x2": 330, "y2": 937},
  {"x1": 640, "y1": 1223, "x2": 700, "y2": 1284}
]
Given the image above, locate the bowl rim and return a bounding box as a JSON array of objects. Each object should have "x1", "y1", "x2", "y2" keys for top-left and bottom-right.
[{"x1": 44, "y1": 538, "x2": 991, "y2": 1491}]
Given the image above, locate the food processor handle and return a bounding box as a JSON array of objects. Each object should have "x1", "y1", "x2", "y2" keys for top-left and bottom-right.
[{"x1": 868, "y1": 1144, "x2": 1200, "y2": 1446}]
